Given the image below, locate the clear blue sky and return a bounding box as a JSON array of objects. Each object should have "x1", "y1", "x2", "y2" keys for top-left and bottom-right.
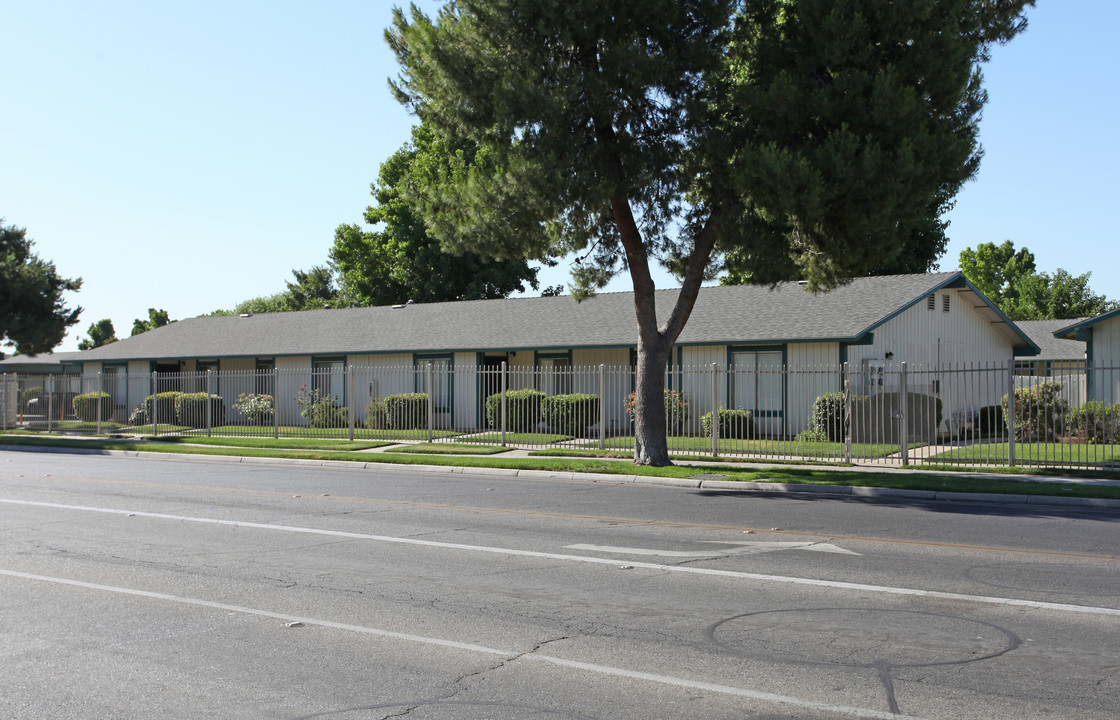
[{"x1": 2, "y1": 1, "x2": 1116, "y2": 353}]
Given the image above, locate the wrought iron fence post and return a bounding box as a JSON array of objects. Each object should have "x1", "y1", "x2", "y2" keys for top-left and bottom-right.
[
  {"x1": 272, "y1": 368, "x2": 280, "y2": 439},
  {"x1": 347, "y1": 365, "x2": 355, "y2": 441},
  {"x1": 899, "y1": 362, "x2": 909, "y2": 466},
  {"x1": 599, "y1": 364, "x2": 606, "y2": 450},
  {"x1": 1, "y1": 373, "x2": 6, "y2": 432},
  {"x1": 206, "y1": 370, "x2": 213, "y2": 437},
  {"x1": 844, "y1": 362, "x2": 853, "y2": 464},
  {"x1": 151, "y1": 371, "x2": 158, "y2": 437},
  {"x1": 710, "y1": 363, "x2": 719, "y2": 457},
  {"x1": 427, "y1": 362, "x2": 434, "y2": 443},
  {"x1": 96, "y1": 372, "x2": 103, "y2": 435},
  {"x1": 500, "y1": 361, "x2": 507, "y2": 446},
  {"x1": 46, "y1": 375, "x2": 55, "y2": 433},
  {"x1": 1007, "y1": 361, "x2": 1016, "y2": 467}
]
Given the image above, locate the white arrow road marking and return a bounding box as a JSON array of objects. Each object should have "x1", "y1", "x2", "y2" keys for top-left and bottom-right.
[{"x1": 564, "y1": 541, "x2": 860, "y2": 557}]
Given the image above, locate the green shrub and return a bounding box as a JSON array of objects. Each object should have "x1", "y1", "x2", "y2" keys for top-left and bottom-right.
[
  {"x1": 624, "y1": 390, "x2": 690, "y2": 433},
  {"x1": 174, "y1": 393, "x2": 226, "y2": 428},
  {"x1": 365, "y1": 398, "x2": 388, "y2": 429},
  {"x1": 1069, "y1": 401, "x2": 1120, "y2": 444},
  {"x1": 233, "y1": 393, "x2": 273, "y2": 425},
  {"x1": 978, "y1": 405, "x2": 1003, "y2": 434},
  {"x1": 72, "y1": 391, "x2": 111, "y2": 422},
  {"x1": 484, "y1": 388, "x2": 545, "y2": 432},
  {"x1": 381, "y1": 393, "x2": 429, "y2": 429},
  {"x1": 128, "y1": 391, "x2": 184, "y2": 426},
  {"x1": 295, "y1": 386, "x2": 348, "y2": 428},
  {"x1": 1002, "y1": 381, "x2": 1068, "y2": 442},
  {"x1": 809, "y1": 392, "x2": 846, "y2": 441},
  {"x1": 701, "y1": 408, "x2": 754, "y2": 439},
  {"x1": 20, "y1": 386, "x2": 43, "y2": 410},
  {"x1": 541, "y1": 393, "x2": 600, "y2": 435}
]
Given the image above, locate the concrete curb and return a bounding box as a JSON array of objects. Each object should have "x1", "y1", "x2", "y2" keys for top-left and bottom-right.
[{"x1": 3, "y1": 443, "x2": 1118, "y2": 510}]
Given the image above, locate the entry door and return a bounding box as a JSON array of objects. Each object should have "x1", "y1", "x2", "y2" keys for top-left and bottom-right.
[{"x1": 731, "y1": 351, "x2": 784, "y2": 436}]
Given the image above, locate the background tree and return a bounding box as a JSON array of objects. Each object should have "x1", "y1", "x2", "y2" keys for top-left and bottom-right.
[
  {"x1": 960, "y1": 240, "x2": 1117, "y2": 320},
  {"x1": 284, "y1": 265, "x2": 339, "y2": 310},
  {"x1": 331, "y1": 123, "x2": 542, "y2": 306},
  {"x1": 77, "y1": 318, "x2": 117, "y2": 350},
  {"x1": 131, "y1": 308, "x2": 173, "y2": 336},
  {"x1": 0, "y1": 218, "x2": 82, "y2": 355},
  {"x1": 388, "y1": 0, "x2": 1033, "y2": 466}
]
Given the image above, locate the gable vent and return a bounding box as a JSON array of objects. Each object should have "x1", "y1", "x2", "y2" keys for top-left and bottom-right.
[
  {"x1": 927, "y1": 294, "x2": 936, "y2": 311},
  {"x1": 942, "y1": 294, "x2": 951, "y2": 313}
]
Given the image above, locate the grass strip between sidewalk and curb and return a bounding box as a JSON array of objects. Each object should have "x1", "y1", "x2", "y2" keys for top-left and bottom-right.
[{"x1": 2, "y1": 434, "x2": 1119, "y2": 502}]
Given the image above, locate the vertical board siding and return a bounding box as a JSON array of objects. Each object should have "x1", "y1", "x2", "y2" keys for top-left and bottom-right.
[
  {"x1": 679, "y1": 345, "x2": 728, "y2": 418},
  {"x1": 786, "y1": 343, "x2": 841, "y2": 434},
  {"x1": 1092, "y1": 316, "x2": 1120, "y2": 403},
  {"x1": 846, "y1": 288, "x2": 1014, "y2": 425}
]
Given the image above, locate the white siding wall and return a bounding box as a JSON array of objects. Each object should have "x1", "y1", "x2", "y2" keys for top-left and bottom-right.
[
  {"x1": 452, "y1": 352, "x2": 477, "y2": 429},
  {"x1": 846, "y1": 288, "x2": 1015, "y2": 425},
  {"x1": 786, "y1": 342, "x2": 841, "y2": 435},
  {"x1": 679, "y1": 345, "x2": 728, "y2": 420},
  {"x1": 1091, "y1": 316, "x2": 1120, "y2": 403}
]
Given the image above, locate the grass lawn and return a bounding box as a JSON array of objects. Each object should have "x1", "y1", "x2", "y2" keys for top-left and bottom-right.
[
  {"x1": 466, "y1": 432, "x2": 575, "y2": 445},
  {"x1": 153, "y1": 437, "x2": 392, "y2": 451},
  {"x1": 392, "y1": 443, "x2": 514, "y2": 455},
  {"x1": 930, "y1": 442, "x2": 1120, "y2": 465},
  {"x1": 164, "y1": 425, "x2": 461, "y2": 441},
  {"x1": 600, "y1": 435, "x2": 902, "y2": 458}
]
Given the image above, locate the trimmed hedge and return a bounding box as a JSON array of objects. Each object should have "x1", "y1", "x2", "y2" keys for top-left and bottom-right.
[
  {"x1": 809, "y1": 392, "x2": 846, "y2": 441},
  {"x1": 978, "y1": 404, "x2": 1003, "y2": 434},
  {"x1": 1003, "y1": 381, "x2": 1068, "y2": 442},
  {"x1": 541, "y1": 393, "x2": 600, "y2": 436},
  {"x1": 174, "y1": 393, "x2": 226, "y2": 428},
  {"x1": 1068, "y1": 401, "x2": 1120, "y2": 444},
  {"x1": 129, "y1": 391, "x2": 183, "y2": 426},
  {"x1": 380, "y1": 392, "x2": 429, "y2": 429},
  {"x1": 72, "y1": 391, "x2": 112, "y2": 422},
  {"x1": 701, "y1": 408, "x2": 755, "y2": 439},
  {"x1": 484, "y1": 388, "x2": 545, "y2": 432}
]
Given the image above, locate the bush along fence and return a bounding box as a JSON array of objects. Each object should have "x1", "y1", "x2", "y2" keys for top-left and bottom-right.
[{"x1": 2, "y1": 361, "x2": 1119, "y2": 469}]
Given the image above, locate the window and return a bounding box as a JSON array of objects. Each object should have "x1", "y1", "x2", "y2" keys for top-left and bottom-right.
[
  {"x1": 255, "y1": 359, "x2": 275, "y2": 396},
  {"x1": 416, "y1": 355, "x2": 452, "y2": 411},
  {"x1": 537, "y1": 354, "x2": 571, "y2": 395},
  {"x1": 312, "y1": 358, "x2": 345, "y2": 403}
]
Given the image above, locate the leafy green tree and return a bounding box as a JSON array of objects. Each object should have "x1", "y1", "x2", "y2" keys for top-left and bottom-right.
[
  {"x1": 131, "y1": 308, "x2": 173, "y2": 336},
  {"x1": 959, "y1": 241, "x2": 1117, "y2": 320},
  {"x1": 388, "y1": 0, "x2": 1033, "y2": 465},
  {"x1": 77, "y1": 318, "x2": 118, "y2": 350},
  {"x1": 0, "y1": 218, "x2": 82, "y2": 355},
  {"x1": 331, "y1": 123, "x2": 541, "y2": 306},
  {"x1": 285, "y1": 265, "x2": 339, "y2": 310}
]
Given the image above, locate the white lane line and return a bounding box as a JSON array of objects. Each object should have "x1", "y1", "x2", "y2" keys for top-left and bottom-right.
[
  {"x1": 4, "y1": 497, "x2": 1119, "y2": 618},
  {"x1": 0, "y1": 567, "x2": 925, "y2": 720}
]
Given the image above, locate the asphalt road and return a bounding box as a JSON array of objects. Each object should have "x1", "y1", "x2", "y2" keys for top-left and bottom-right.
[{"x1": 1, "y1": 450, "x2": 1118, "y2": 719}]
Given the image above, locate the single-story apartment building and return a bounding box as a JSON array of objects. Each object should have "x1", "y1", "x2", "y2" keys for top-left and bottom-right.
[
  {"x1": 2, "y1": 272, "x2": 1039, "y2": 435},
  {"x1": 1055, "y1": 309, "x2": 1120, "y2": 404}
]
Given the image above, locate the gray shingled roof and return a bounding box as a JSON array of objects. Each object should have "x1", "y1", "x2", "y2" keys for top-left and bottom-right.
[
  {"x1": 44, "y1": 272, "x2": 1035, "y2": 363},
  {"x1": 1014, "y1": 320, "x2": 1087, "y2": 361}
]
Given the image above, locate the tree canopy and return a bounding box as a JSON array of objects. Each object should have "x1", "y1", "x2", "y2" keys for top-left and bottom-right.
[
  {"x1": 131, "y1": 308, "x2": 174, "y2": 336},
  {"x1": 959, "y1": 240, "x2": 1117, "y2": 320},
  {"x1": 387, "y1": 0, "x2": 1033, "y2": 465},
  {"x1": 77, "y1": 318, "x2": 118, "y2": 350},
  {"x1": 0, "y1": 218, "x2": 82, "y2": 355},
  {"x1": 330, "y1": 123, "x2": 542, "y2": 306}
]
